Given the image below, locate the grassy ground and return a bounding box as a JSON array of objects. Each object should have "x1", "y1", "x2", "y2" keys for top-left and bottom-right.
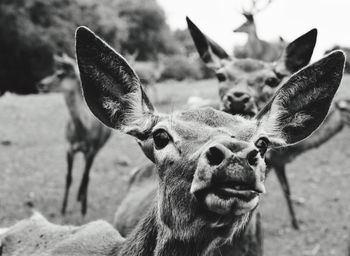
[{"x1": 1, "y1": 77, "x2": 350, "y2": 255}]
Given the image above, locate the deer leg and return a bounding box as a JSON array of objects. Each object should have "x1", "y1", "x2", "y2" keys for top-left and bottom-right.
[
  {"x1": 274, "y1": 165, "x2": 299, "y2": 229},
  {"x1": 77, "y1": 153, "x2": 95, "y2": 216},
  {"x1": 61, "y1": 150, "x2": 74, "y2": 215}
]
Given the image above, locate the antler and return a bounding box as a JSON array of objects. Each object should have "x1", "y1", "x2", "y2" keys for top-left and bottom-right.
[
  {"x1": 243, "y1": 0, "x2": 274, "y2": 15},
  {"x1": 53, "y1": 53, "x2": 75, "y2": 66}
]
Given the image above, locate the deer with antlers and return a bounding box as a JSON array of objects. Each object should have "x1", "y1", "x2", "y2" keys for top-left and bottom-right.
[
  {"x1": 0, "y1": 26, "x2": 345, "y2": 256},
  {"x1": 37, "y1": 54, "x2": 112, "y2": 216},
  {"x1": 233, "y1": 0, "x2": 285, "y2": 62}
]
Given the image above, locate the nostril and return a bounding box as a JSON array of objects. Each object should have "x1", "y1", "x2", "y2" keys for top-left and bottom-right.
[
  {"x1": 227, "y1": 95, "x2": 234, "y2": 103},
  {"x1": 242, "y1": 96, "x2": 250, "y2": 103},
  {"x1": 247, "y1": 150, "x2": 259, "y2": 166},
  {"x1": 233, "y1": 92, "x2": 244, "y2": 98},
  {"x1": 206, "y1": 146, "x2": 226, "y2": 166}
]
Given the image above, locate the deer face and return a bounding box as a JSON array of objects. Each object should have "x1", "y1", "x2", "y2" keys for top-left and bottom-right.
[
  {"x1": 37, "y1": 54, "x2": 78, "y2": 93},
  {"x1": 216, "y1": 59, "x2": 282, "y2": 116},
  {"x1": 187, "y1": 17, "x2": 317, "y2": 116},
  {"x1": 75, "y1": 27, "x2": 344, "y2": 240},
  {"x1": 233, "y1": 12, "x2": 255, "y2": 34}
]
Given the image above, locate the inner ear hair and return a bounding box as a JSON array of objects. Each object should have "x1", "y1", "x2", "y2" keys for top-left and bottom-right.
[
  {"x1": 186, "y1": 16, "x2": 230, "y2": 70},
  {"x1": 257, "y1": 50, "x2": 345, "y2": 145}
]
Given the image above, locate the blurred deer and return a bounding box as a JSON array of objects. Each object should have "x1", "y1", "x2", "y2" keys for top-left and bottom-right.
[
  {"x1": 125, "y1": 50, "x2": 164, "y2": 101},
  {"x1": 37, "y1": 53, "x2": 112, "y2": 216},
  {"x1": 233, "y1": 0, "x2": 285, "y2": 62},
  {"x1": 0, "y1": 26, "x2": 344, "y2": 256}
]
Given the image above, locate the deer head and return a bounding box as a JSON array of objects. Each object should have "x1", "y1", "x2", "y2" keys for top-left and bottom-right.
[
  {"x1": 233, "y1": 12, "x2": 255, "y2": 34},
  {"x1": 37, "y1": 53, "x2": 79, "y2": 93},
  {"x1": 187, "y1": 17, "x2": 317, "y2": 116},
  {"x1": 233, "y1": 0, "x2": 273, "y2": 34},
  {"x1": 76, "y1": 26, "x2": 344, "y2": 245}
]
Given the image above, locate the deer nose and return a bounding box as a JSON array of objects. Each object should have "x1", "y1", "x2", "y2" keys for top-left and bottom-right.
[
  {"x1": 191, "y1": 144, "x2": 266, "y2": 195},
  {"x1": 228, "y1": 92, "x2": 251, "y2": 104},
  {"x1": 206, "y1": 146, "x2": 227, "y2": 166}
]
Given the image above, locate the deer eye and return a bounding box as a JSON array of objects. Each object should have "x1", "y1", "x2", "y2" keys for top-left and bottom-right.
[
  {"x1": 56, "y1": 70, "x2": 65, "y2": 79},
  {"x1": 216, "y1": 73, "x2": 227, "y2": 82},
  {"x1": 265, "y1": 77, "x2": 279, "y2": 88},
  {"x1": 255, "y1": 137, "x2": 270, "y2": 156},
  {"x1": 153, "y1": 129, "x2": 171, "y2": 149}
]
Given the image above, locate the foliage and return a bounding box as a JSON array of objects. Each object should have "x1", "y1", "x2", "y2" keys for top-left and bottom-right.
[
  {"x1": 160, "y1": 55, "x2": 203, "y2": 81},
  {"x1": 118, "y1": 0, "x2": 179, "y2": 60},
  {"x1": 0, "y1": 0, "x2": 179, "y2": 94}
]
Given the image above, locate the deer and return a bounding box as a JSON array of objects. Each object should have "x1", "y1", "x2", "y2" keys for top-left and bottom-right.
[
  {"x1": 36, "y1": 53, "x2": 112, "y2": 216},
  {"x1": 124, "y1": 50, "x2": 164, "y2": 102},
  {"x1": 185, "y1": 18, "x2": 350, "y2": 231},
  {"x1": 114, "y1": 16, "x2": 319, "y2": 242},
  {"x1": 0, "y1": 26, "x2": 345, "y2": 256},
  {"x1": 325, "y1": 45, "x2": 350, "y2": 73},
  {"x1": 233, "y1": 0, "x2": 285, "y2": 62}
]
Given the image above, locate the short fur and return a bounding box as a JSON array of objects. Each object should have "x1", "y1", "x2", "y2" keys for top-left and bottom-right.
[{"x1": 1, "y1": 27, "x2": 344, "y2": 256}]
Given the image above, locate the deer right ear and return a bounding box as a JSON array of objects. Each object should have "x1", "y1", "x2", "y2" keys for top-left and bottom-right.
[
  {"x1": 257, "y1": 51, "x2": 345, "y2": 146},
  {"x1": 277, "y1": 28, "x2": 317, "y2": 74},
  {"x1": 186, "y1": 17, "x2": 230, "y2": 70},
  {"x1": 76, "y1": 26, "x2": 156, "y2": 138}
]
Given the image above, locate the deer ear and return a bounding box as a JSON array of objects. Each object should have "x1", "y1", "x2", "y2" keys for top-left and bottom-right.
[
  {"x1": 257, "y1": 51, "x2": 345, "y2": 146},
  {"x1": 186, "y1": 16, "x2": 230, "y2": 70},
  {"x1": 76, "y1": 26, "x2": 156, "y2": 138},
  {"x1": 276, "y1": 29, "x2": 317, "y2": 74}
]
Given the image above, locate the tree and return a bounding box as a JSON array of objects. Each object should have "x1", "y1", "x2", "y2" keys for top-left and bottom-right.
[
  {"x1": 118, "y1": 0, "x2": 179, "y2": 60},
  {"x1": 0, "y1": 0, "x2": 176, "y2": 94}
]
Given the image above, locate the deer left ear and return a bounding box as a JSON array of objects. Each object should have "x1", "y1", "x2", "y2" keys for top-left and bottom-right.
[
  {"x1": 186, "y1": 16, "x2": 230, "y2": 71},
  {"x1": 76, "y1": 26, "x2": 156, "y2": 139},
  {"x1": 257, "y1": 51, "x2": 345, "y2": 146},
  {"x1": 276, "y1": 28, "x2": 317, "y2": 74}
]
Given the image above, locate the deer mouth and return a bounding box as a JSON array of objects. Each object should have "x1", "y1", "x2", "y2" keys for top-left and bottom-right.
[{"x1": 195, "y1": 182, "x2": 263, "y2": 216}]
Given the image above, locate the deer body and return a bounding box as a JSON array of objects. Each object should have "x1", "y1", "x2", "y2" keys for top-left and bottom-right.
[
  {"x1": 233, "y1": 11, "x2": 285, "y2": 62},
  {"x1": 0, "y1": 27, "x2": 344, "y2": 256},
  {"x1": 37, "y1": 55, "x2": 112, "y2": 216},
  {"x1": 234, "y1": 21, "x2": 284, "y2": 62}
]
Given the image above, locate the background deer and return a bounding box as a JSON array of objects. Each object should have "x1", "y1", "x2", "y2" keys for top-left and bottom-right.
[
  {"x1": 37, "y1": 54, "x2": 112, "y2": 216},
  {"x1": 187, "y1": 18, "x2": 350, "y2": 230},
  {"x1": 0, "y1": 26, "x2": 344, "y2": 256},
  {"x1": 125, "y1": 50, "x2": 164, "y2": 102},
  {"x1": 233, "y1": 0, "x2": 285, "y2": 62}
]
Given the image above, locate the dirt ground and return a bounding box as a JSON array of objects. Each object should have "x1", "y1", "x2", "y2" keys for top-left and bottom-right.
[{"x1": 1, "y1": 77, "x2": 350, "y2": 256}]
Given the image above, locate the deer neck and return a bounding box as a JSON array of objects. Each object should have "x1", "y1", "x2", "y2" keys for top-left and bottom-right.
[
  {"x1": 62, "y1": 81, "x2": 89, "y2": 126},
  {"x1": 247, "y1": 26, "x2": 259, "y2": 42},
  {"x1": 246, "y1": 27, "x2": 263, "y2": 55},
  {"x1": 118, "y1": 203, "x2": 220, "y2": 256}
]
